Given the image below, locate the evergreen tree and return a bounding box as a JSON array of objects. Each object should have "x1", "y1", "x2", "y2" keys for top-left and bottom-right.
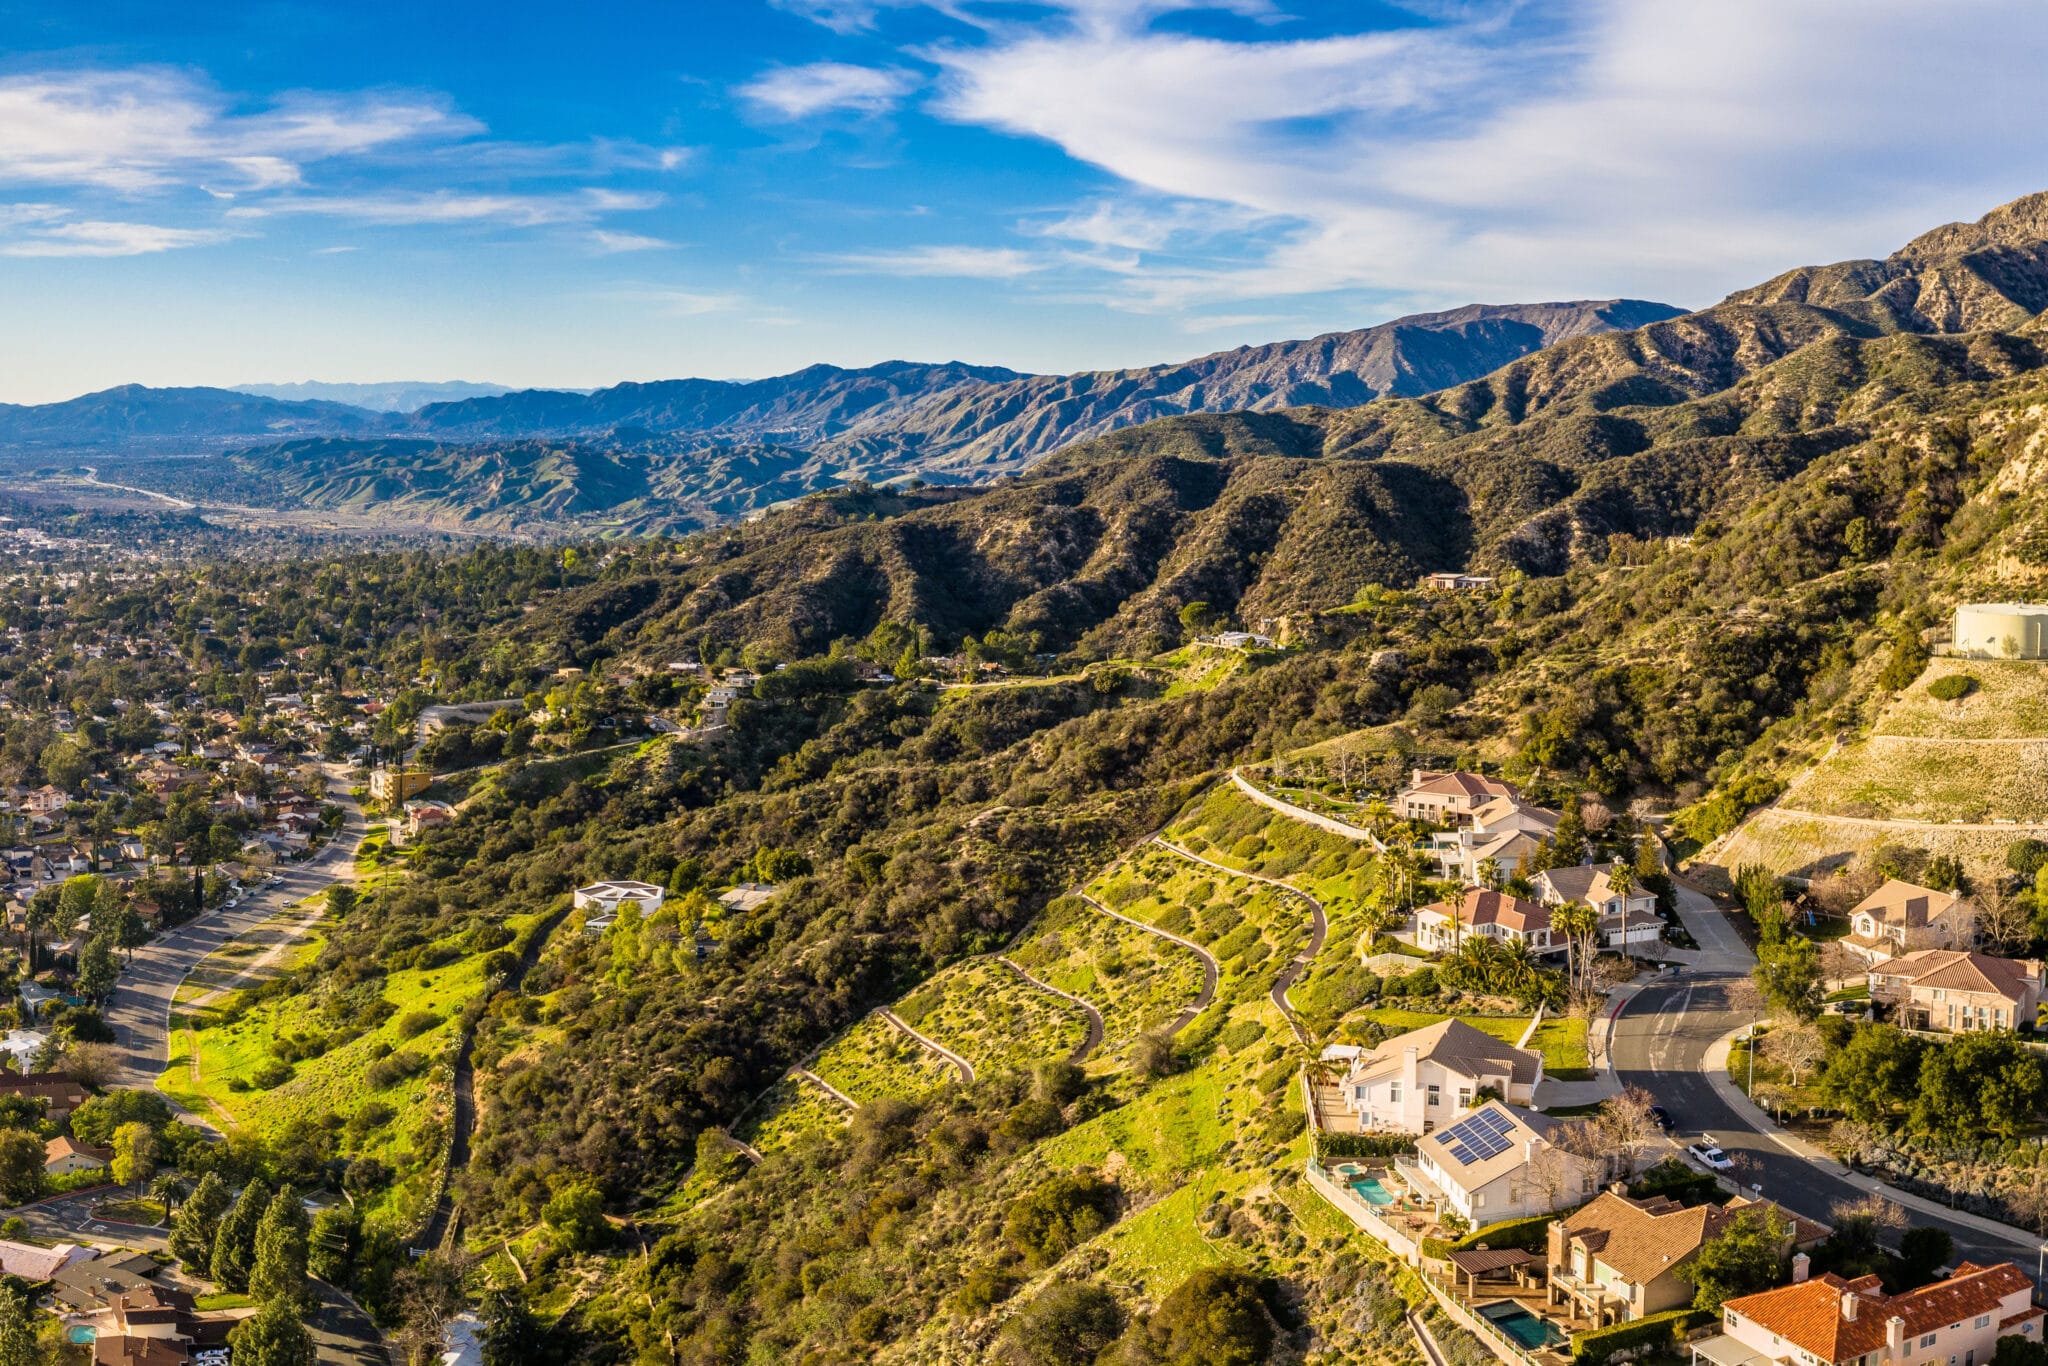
[
  {"x1": 1552, "y1": 796, "x2": 1588, "y2": 866},
  {"x1": 76, "y1": 932, "x2": 119, "y2": 1006},
  {"x1": 211, "y1": 1177, "x2": 273, "y2": 1293},
  {"x1": 249, "y1": 1184, "x2": 311, "y2": 1308},
  {"x1": 481, "y1": 1284, "x2": 543, "y2": 1366},
  {"x1": 228, "y1": 1297, "x2": 315, "y2": 1366},
  {"x1": 0, "y1": 1283, "x2": 36, "y2": 1366}
]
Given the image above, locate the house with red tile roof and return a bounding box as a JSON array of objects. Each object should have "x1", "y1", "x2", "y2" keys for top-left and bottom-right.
[
  {"x1": 1415, "y1": 887, "x2": 1561, "y2": 956},
  {"x1": 1398, "y1": 769, "x2": 1518, "y2": 826},
  {"x1": 1698, "y1": 1262, "x2": 2041, "y2": 1366},
  {"x1": 1845, "y1": 880, "x2": 1973, "y2": 964},
  {"x1": 1870, "y1": 950, "x2": 2044, "y2": 1033}
]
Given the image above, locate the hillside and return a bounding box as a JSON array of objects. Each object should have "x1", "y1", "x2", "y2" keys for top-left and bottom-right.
[
  {"x1": 0, "y1": 384, "x2": 387, "y2": 445},
  {"x1": 230, "y1": 379, "x2": 518, "y2": 412}
]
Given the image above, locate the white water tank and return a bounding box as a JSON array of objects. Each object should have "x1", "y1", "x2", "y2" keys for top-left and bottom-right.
[{"x1": 1953, "y1": 603, "x2": 2048, "y2": 659}]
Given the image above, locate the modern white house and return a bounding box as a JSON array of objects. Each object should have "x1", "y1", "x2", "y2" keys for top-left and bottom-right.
[
  {"x1": 1414, "y1": 888, "x2": 1562, "y2": 956},
  {"x1": 574, "y1": 879, "x2": 667, "y2": 931},
  {"x1": 1321, "y1": 1019, "x2": 1543, "y2": 1135},
  {"x1": 1426, "y1": 796, "x2": 1560, "y2": 883},
  {"x1": 1532, "y1": 864, "x2": 1664, "y2": 950},
  {"x1": 1695, "y1": 1262, "x2": 2040, "y2": 1366},
  {"x1": 1402, "y1": 1101, "x2": 1597, "y2": 1224}
]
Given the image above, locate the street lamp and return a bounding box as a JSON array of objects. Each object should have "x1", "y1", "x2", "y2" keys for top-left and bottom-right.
[
  {"x1": 1746, "y1": 1025, "x2": 1756, "y2": 1099},
  {"x1": 2037, "y1": 1244, "x2": 2047, "y2": 1284}
]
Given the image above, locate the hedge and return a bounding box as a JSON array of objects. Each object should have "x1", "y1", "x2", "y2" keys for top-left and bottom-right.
[
  {"x1": 1571, "y1": 1308, "x2": 1713, "y2": 1366},
  {"x1": 1452, "y1": 1208, "x2": 1578, "y2": 1254},
  {"x1": 1316, "y1": 1132, "x2": 1417, "y2": 1160}
]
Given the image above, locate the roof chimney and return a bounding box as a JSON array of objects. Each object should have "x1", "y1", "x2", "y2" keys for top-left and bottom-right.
[
  {"x1": 1404, "y1": 1047, "x2": 1420, "y2": 1089},
  {"x1": 1792, "y1": 1253, "x2": 1810, "y2": 1284},
  {"x1": 1887, "y1": 1317, "x2": 1907, "y2": 1352},
  {"x1": 1842, "y1": 1291, "x2": 1859, "y2": 1322}
]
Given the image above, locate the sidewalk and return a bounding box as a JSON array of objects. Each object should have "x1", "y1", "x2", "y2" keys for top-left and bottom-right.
[{"x1": 1701, "y1": 1025, "x2": 2047, "y2": 1253}]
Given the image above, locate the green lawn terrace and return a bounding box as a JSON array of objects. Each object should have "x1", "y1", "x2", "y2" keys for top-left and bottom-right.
[
  {"x1": 1006, "y1": 896, "x2": 1206, "y2": 1067},
  {"x1": 807, "y1": 1013, "x2": 957, "y2": 1107},
  {"x1": 1342, "y1": 1006, "x2": 1592, "y2": 1081},
  {"x1": 892, "y1": 957, "x2": 1088, "y2": 1077},
  {"x1": 1163, "y1": 785, "x2": 1379, "y2": 925},
  {"x1": 1087, "y1": 846, "x2": 1311, "y2": 1011}
]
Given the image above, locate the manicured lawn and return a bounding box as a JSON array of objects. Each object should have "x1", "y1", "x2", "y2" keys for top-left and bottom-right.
[
  {"x1": 1353, "y1": 1008, "x2": 1592, "y2": 1078},
  {"x1": 90, "y1": 1199, "x2": 165, "y2": 1225},
  {"x1": 193, "y1": 1292, "x2": 255, "y2": 1311}
]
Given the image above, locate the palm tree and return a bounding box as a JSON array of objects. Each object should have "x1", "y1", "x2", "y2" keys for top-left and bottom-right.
[
  {"x1": 1477, "y1": 857, "x2": 1503, "y2": 891},
  {"x1": 1552, "y1": 902, "x2": 1600, "y2": 1000},
  {"x1": 151, "y1": 1173, "x2": 188, "y2": 1222},
  {"x1": 1362, "y1": 798, "x2": 1393, "y2": 835}
]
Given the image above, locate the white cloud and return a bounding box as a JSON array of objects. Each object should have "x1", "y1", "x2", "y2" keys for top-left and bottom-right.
[
  {"x1": 0, "y1": 68, "x2": 476, "y2": 193},
  {"x1": 588, "y1": 230, "x2": 673, "y2": 253},
  {"x1": 230, "y1": 188, "x2": 662, "y2": 228},
  {"x1": 828, "y1": 244, "x2": 1044, "y2": 278},
  {"x1": 0, "y1": 218, "x2": 227, "y2": 257},
  {"x1": 609, "y1": 287, "x2": 746, "y2": 317},
  {"x1": 739, "y1": 62, "x2": 919, "y2": 120},
  {"x1": 917, "y1": 0, "x2": 2048, "y2": 309}
]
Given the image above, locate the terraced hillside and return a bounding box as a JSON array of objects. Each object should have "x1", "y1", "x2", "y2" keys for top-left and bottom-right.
[
  {"x1": 1718, "y1": 658, "x2": 2048, "y2": 878},
  {"x1": 892, "y1": 958, "x2": 1091, "y2": 1074},
  {"x1": 806, "y1": 1013, "x2": 959, "y2": 1106},
  {"x1": 1005, "y1": 897, "x2": 1207, "y2": 1065}
]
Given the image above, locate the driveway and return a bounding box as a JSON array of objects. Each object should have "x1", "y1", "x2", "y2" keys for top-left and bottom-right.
[{"x1": 106, "y1": 766, "x2": 366, "y2": 1099}]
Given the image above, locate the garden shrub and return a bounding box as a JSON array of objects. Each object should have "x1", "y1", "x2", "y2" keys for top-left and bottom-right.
[
  {"x1": 1927, "y1": 674, "x2": 1976, "y2": 701},
  {"x1": 1571, "y1": 1308, "x2": 1711, "y2": 1366}
]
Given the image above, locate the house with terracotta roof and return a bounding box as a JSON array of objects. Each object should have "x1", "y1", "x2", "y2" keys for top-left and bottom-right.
[
  {"x1": 1402, "y1": 1100, "x2": 1599, "y2": 1224},
  {"x1": 1426, "y1": 797, "x2": 1561, "y2": 883},
  {"x1": 1415, "y1": 888, "x2": 1562, "y2": 956},
  {"x1": 1869, "y1": 950, "x2": 2044, "y2": 1032},
  {"x1": 1845, "y1": 880, "x2": 1973, "y2": 964},
  {"x1": 43, "y1": 1134, "x2": 110, "y2": 1175},
  {"x1": 1320, "y1": 1019, "x2": 1544, "y2": 1134},
  {"x1": 1699, "y1": 1262, "x2": 2041, "y2": 1366},
  {"x1": 1398, "y1": 769, "x2": 1519, "y2": 826},
  {"x1": 1533, "y1": 864, "x2": 1665, "y2": 951},
  {"x1": 0, "y1": 1071, "x2": 89, "y2": 1117},
  {"x1": 1548, "y1": 1190, "x2": 1826, "y2": 1328}
]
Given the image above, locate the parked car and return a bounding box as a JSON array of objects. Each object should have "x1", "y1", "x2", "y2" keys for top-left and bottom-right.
[
  {"x1": 1647, "y1": 1105, "x2": 1675, "y2": 1133},
  {"x1": 1686, "y1": 1139, "x2": 1733, "y2": 1171}
]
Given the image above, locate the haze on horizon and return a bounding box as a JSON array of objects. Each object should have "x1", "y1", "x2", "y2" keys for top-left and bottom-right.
[{"x1": 5, "y1": 0, "x2": 2048, "y2": 404}]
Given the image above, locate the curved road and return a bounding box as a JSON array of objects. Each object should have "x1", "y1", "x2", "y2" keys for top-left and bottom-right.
[
  {"x1": 878, "y1": 1009, "x2": 976, "y2": 1085},
  {"x1": 1079, "y1": 892, "x2": 1218, "y2": 1035},
  {"x1": 107, "y1": 764, "x2": 366, "y2": 1098},
  {"x1": 1617, "y1": 884, "x2": 2048, "y2": 1288},
  {"x1": 997, "y1": 955, "x2": 1106, "y2": 1063},
  {"x1": 1151, "y1": 836, "x2": 1328, "y2": 1045}
]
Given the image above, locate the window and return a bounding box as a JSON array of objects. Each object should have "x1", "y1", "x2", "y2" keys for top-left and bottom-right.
[
  {"x1": 1457, "y1": 1088, "x2": 1473, "y2": 1108},
  {"x1": 1923, "y1": 1336, "x2": 1938, "y2": 1349},
  {"x1": 1976, "y1": 1318, "x2": 1991, "y2": 1330},
  {"x1": 1427, "y1": 1084, "x2": 1441, "y2": 1107},
  {"x1": 1474, "y1": 1193, "x2": 1485, "y2": 1209},
  {"x1": 1389, "y1": 1083, "x2": 1402, "y2": 1103}
]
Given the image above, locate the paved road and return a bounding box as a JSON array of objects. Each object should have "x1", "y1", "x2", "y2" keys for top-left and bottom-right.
[
  {"x1": 1151, "y1": 836, "x2": 1328, "y2": 1045},
  {"x1": 1079, "y1": 892, "x2": 1218, "y2": 1035},
  {"x1": 1620, "y1": 883, "x2": 2048, "y2": 1286},
  {"x1": 998, "y1": 955, "x2": 1106, "y2": 1063},
  {"x1": 107, "y1": 765, "x2": 365, "y2": 1099}
]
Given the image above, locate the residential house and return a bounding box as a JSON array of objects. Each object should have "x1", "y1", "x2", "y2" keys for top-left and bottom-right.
[
  {"x1": 24, "y1": 786, "x2": 68, "y2": 814},
  {"x1": 1533, "y1": 864, "x2": 1665, "y2": 951},
  {"x1": 718, "y1": 881, "x2": 780, "y2": 913},
  {"x1": 52, "y1": 1249, "x2": 169, "y2": 1310},
  {"x1": 1414, "y1": 888, "x2": 1561, "y2": 956},
  {"x1": 1427, "y1": 796, "x2": 1560, "y2": 883},
  {"x1": 1397, "y1": 770, "x2": 1519, "y2": 826},
  {"x1": 0, "y1": 1237, "x2": 95, "y2": 1281},
  {"x1": 1869, "y1": 950, "x2": 2044, "y2": 1032},
  {"x1": 575, "y1": 879, "x2": 666, "y2": 931},
  {"x1": 1403, "y1": 1100, "x2": 1598, "y2": 1225},
  {"x1": 1214, "y1": 631, "x2": 1277, "y2": 649},
  {"x1": 1321, "y1": 1019, "x2": 1543, "y2": 1134},
  {"x1": 1424, "y1": 573, "x2": 1497, "y2": 592},
  {"x1": 405, "y1": 800, "x2": 456, "y2": 836},
  {"x1": 44, "y1": 1135, "x2": 109, "y2": 1175},
  {"x1": 1845, "y1": 881, "x2": 1974, "y2": 963},
  {"x1": 0, "y1": 1072, "x2": 89, "y2": 1117},
  {"x1": 93, "y1": 1284, "x2": 233, "y2": 1366},
  {"x1": 1698, "y1": 1262, "x2": 2041, "y2": 1366},
  {"x1": 1550, "y1": 1190, "x2": 1826, "y2": 1328},
  {"x1": 369, "y1": 768, "x2": 433, "y2": 806}
]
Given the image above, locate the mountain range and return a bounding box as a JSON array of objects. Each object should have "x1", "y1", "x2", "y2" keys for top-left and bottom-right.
[{"x1": 228, "y1": 380, "x2": 521, "y2": 413}]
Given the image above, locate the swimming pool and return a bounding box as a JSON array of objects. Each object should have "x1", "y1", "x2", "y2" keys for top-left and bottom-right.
[
  {"x1": 1479, "y1": 1302, "x2": 1566, "y2": 1350},
  {"x1": 1349, "y1": 1176, "x2": 1396, "y2": 1206},
  {"x1": 67, "y1": 1327, "x2": 95, "y2": 1346}
]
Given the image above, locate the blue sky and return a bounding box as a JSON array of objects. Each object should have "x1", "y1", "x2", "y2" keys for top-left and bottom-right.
[{"x1": 4, "y1": 0, "x2": 2048, "y2": 402}]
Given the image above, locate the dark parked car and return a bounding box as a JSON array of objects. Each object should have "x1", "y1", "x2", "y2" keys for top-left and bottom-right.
[{"x1": 1647, "y1": 1104, "x2": 1675, "y2": 1133}]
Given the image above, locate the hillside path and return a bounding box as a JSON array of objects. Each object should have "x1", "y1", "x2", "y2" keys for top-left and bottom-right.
[
  {"x1": 792, "y1": 1068, "x2": 857, "y2": 1111},
  {"x1": 1077, "y1": 893, "x2": 1218, "y2": 1036},
  {"x1": 877, "y1": 1009, "x2": 976, "y2": 1085},
  {"x1": 1762, "y1": 806, "x2": 2048, "y2": 831},
  {"x1": 1150, "y1": 836, "x2": 1326, "y2": 1046},
  {"x1": 996, "y1": 956, "x2": 1105, "y2": 1063}
]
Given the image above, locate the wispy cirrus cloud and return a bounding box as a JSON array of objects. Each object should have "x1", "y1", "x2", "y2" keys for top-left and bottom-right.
[
  {"x1": 827, "y1": 243, "x2": 1043, "y2": 277},
  {"x1": 228, "y1": 188, "x2": 662, "y2": 228},
  {"x1": 739, "y1": 61, "x2": 919, "y2": 119},
  {"x1": 0, "y1": 68, "x2": 475, "y2": 193},
  {"x1": 0, "y1": 216, "x2": 228, "y2": 257}
]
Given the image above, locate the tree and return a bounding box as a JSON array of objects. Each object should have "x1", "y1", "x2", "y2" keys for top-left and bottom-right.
[
  {"x1": 999, "y1": 1281, "x2": 1124, "y2": 1366},
  {"x1": 1595, "y1": 1087, "x2": 1661, "y2": 1177},
  {"x1": 1687, "y1": 1205, "x2": 1790, "y2": 1311},
  {"x1": 111, "y1": 1121, "x2": 158, "y2": 1193},
  {"x1": 1116, "y1": 1267, "x2": 1273, "y2": 1366},
  {"x1": 327, "y1": 883, "x2": 357, "y2": 920},
  {"x1": 1916, "y1": 1032, "x2": 2047, "y2": 1138},
  {"x1": 0, "y1": 1284, "x2": 36, "y2": 1366},
  {"x1": 1821, "y1": 1026, "x2": 1923, "y2": 1122},
  {"x1": 212, "y1": 1178, "x2": 273, "y2": 1293},
  {"x1": 308, "y1": 1207, "x2": 358, "y2": 1286},
  {"x1": 1551, "y1": 798, "x2": 1587, "y2": 867},
  {"x1": 480, "y1": 1284, "x2": 543, "y2": 1366},
  {"x1": 1754, "y1": 934, "x2": 1822, "y2": 1020},
  {"x1": 1177, "y1": 601, "x2": 1217, "y2": 640},
  {"x1": 76, "y1": 932, "x2": 118, "y2": 1006},
  {"x1": 228, "y1": 1297, "x2": 315, "y2": 1366},
  {"x1": 170, "y1": 1171, "x2": 231, "y2": 1270},
  {"x1": 1899, "y1": 1226, "x2": 1954, "y2": 1285},
  {"x1": 1129, "y1": 1031, "x2": 1178, "y2": 1079},
  {"x1": 1761, "y1": 1022, "x2": 1828, "y2": 1085},
  {"x1": 542, "y1": 1180, "x2": 609, "y2": 1253},
  {"x1": 1004, "y1": 1173, "x2": 1120, "y2": 1269},
  {"x1": 249, "y1": 1183, "x2": 311, "y2": 1308},
  {"x1": 1552, "y1": 902, "x2": 1599, "y2": 1001},
  {"x1": 0, "y1": 1130, "x2": 43, "y2": 1205},
  {"x1": 62, "y1": 1041, "x2": 119, "y2": 1089}
]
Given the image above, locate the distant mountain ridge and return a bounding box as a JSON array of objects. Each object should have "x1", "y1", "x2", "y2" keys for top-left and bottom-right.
[{"x1": 230, "y1": 380, "x2": 523, "y2": 413}]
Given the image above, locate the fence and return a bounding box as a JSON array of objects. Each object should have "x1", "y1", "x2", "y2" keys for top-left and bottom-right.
[
  {"x1": 1229, "y1": 769, "x2": 1387, "y2": 850},
  {"x1": 1304, "y1": 1158, "x2": 1422, "y2": 1262}
]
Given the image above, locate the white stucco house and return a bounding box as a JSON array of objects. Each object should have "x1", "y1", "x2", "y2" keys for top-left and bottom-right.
[{"x1": 1321, "y1": 1019, "x2": 1543, "y2": 1135}]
